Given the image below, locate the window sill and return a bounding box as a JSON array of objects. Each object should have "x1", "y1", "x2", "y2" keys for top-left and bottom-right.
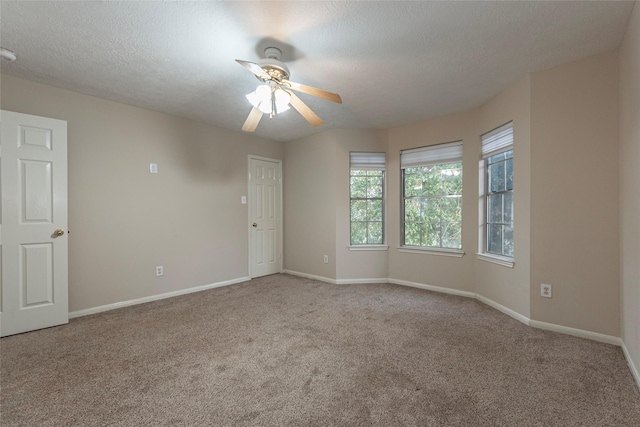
[
  {"x1": 397, "y1": 246, "x2": 464, "y2": 257},
  {"x1": 348, "y1": 245, "x2": 389, "y2": 251},
  {"x1": 476, "y1": 253, "x2": 514, "y2": 268}
]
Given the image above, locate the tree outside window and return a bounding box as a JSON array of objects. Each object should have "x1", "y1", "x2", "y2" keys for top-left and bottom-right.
[
  {"x1": 486, "y1": 150, "x2": 514, "y2": 257},
  {"x1": 350, "y1": 169, "x2": 384, "y2": 244},
  {"x1": 403, "y1": 163, "x2": 463, "y2": 249}
]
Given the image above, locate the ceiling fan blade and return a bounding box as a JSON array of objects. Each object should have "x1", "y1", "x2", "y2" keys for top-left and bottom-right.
[
  {"x1": 287, "y1": 91, "x2": 323, "y2": 127},
  {"x1": 235, "y1": 59, "x2": 270, "y2": 80},
  {"x1": 283, "y1": 80, "x2": 342, "y2": 104},
  {"x1": 242, "y1": 107, "x2": 263, "y2": 132}
]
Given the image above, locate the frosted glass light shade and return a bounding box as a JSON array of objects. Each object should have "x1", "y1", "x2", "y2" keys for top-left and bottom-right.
[
  {"x1": 245, "y1": 85, "x2": 290, "y2": 115},
  {"x1": 274, "y1": 89, "x2": 290, "y2": 114}
]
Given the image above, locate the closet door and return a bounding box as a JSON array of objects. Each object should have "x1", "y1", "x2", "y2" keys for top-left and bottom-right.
[{"x1": 1, "y1": 110, "x2": 68, "y2": 337}]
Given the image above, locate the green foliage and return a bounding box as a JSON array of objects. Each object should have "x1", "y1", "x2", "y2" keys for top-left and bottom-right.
[
  {"x1": 402, "y1": 163, "x2": 462, "y2": 249},
  {"x1": 486, "y1": 150, "x2": 514, "y2": 257},
  {"x1": 350, "y1": 170, "x2": 384, "y2": 245}
]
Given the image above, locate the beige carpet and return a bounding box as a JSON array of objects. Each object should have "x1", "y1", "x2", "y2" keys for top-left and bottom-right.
[{"x1": 1, "y1": 273, "x2": 639, "y2": 426}]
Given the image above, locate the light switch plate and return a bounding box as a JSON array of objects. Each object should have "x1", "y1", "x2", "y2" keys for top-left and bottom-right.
[
  {"x1": 241, "y1": 196, "x2": 247, "y2": 204},
  {"x1": 150, "y1": 163, "x2": 158, "y2": 174}
]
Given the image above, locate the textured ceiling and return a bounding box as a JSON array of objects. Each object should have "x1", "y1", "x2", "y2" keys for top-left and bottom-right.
[{"x1": 0, "y1": 1, "x2": 635, "y2": 142}]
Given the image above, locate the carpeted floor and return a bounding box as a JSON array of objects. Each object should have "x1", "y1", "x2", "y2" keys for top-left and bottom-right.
[{"x1": 1, "y1": 273, "x2": 639, "y2": 426}]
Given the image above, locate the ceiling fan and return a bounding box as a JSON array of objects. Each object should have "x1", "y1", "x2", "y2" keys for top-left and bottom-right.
[{"x1": 236, "y1": 47, "x2": 342, "y2": 132}]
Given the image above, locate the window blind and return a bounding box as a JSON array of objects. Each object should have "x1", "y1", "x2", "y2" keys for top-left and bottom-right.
[
  {"x1": 350, "y1": 152, "x2": 386, "y2": 171},
  {"x1": 400, "y1": 141, "x2": 463, "y2": 169},
  {"x1": 481, "y1": 122, "x2": 513, "y2": 158}
]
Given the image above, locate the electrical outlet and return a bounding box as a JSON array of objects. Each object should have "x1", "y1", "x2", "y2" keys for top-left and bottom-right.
[
  {"x1": 323, "y1": 255, "x2": 329, "y2": 264},
  {"x1": 150, "y1": 163, "x2": 158, "y2": 174},
  {"x1": 156, "y1": 266, "x2": 164, "y2": 277},
  {"x1": 541, "y1": 283, "x2": 552, "y2": 298}
]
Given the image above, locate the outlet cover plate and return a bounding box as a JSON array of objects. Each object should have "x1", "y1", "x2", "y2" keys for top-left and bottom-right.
[{"x1": 541, "y1": 283, "x2": 552, "y2": 298}]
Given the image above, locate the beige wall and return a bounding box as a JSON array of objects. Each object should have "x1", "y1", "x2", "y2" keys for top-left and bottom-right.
[
  {"x1": 284, "y1": 128, "x2": 391, "y2": 282},
  {"x1": 1, "y1": 75, "x2": 283, "y2": 312},
  {"x1": 530, "y1": 51, "x2": 620, "y2": 336},
  {"x1": 387, "y1": 110, "x2": 478, "y2": 293},
  {"x1": 334, "y1": 129, "x2": 389, "y2": 281},
  {"x1": 620, "y1": 3, "x2": 640, "y2": 378},
  {"x1": 283, "y1": 131, "x2": 337, "y2": 279},
  {"x1": 476, "y1": 76, "x2": 532, "y2": 317}
]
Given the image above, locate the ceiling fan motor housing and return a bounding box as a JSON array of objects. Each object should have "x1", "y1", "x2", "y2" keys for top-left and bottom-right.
[{"x1": 257, "y1": 47, "x2": 290, "y2": 81}]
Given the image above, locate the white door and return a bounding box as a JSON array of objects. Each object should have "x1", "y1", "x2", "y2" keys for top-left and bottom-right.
[
  {"x1": 1, "y1": 110, "x2": 68, "y2": 337},
  {"x1": 249, "y1": 157, "x2": 282, "y2": 278}
]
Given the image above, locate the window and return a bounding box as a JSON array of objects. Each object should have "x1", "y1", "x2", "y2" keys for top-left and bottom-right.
[
  {"x1": 401, "y1": 141, "x2": 463, "y2": 250},
  {"x1": 481, "y1": 122, "x2": 514, "y2": 259},
  {"x1": 350, "y1": 152, "x2": 385, "y2": 245}
]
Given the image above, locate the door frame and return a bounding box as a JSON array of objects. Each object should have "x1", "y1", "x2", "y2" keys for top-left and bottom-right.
[{"x1": 247, "y1": 155, "x2": 283, "y2": 279}]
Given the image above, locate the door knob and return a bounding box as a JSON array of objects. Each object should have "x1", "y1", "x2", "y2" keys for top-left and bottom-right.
[
  {"x1": 54, "y1": 229, "x2": 65, "y2": 237},
  {"x1": 252, "y1": 223, "x2": 257, "y2": 228}
]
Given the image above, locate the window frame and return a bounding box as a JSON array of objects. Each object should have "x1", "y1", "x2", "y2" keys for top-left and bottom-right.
[
  {"x1": 485, "y1": 149, "x2": 514, "y2": 258},
  {"x1": 400, "y1": 141, "x2": 464, "y2": 254},
  {"x1": 478, "y1": 122, "x2": 514, "y2": 267},
  {"x1": 349, "y1": 152, "x2": 386, "y2": 247}
]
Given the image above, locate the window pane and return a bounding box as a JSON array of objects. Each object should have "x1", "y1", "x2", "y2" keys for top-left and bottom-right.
[
  {"x1": 442, "y1": 220, "x2": 462, "y2": 249},
  {"x1": 350, "y1": 176, "x2": 366, "y2": 198},
  {"x1": 404, "y1": 222, "x2": 424, "y2": 246},
  {"x1": 351, "y1": 166, "x2": 384, "y2": 246},
  {"x1": 368, "y1": 199, "x2": 383, "y2": 221},
  {"x1": 489, "y1": 161, "x2": 505, "y2": 192},
  {"x1": 404, "y1": 171, "x2": 422, "y2": 197},
  {"x1": 440, "y1": 197, "x2": 461, "y2": 224},
  {"x1": 351, "y1": 200, "x2": 367, "y2": 221},
  {"x1": 503, "y1": 226, "x2": 514, "y2": 257},
  {"x1": 441, "y1": 164, "x2": 463, "y2": 195},
  {"x1": 402, "y1": 162, "x2": 463, "y2": 249},
  {"x1": 488, "y1": 194, "x2": 503, "y2": 223},
  {"x1": 422, "y1": 168, "x2": 441, "y2": 196},
  {"x1": 351, "y1": 221, "x2": 367, "y2": 245},
  {"x1": 424, "y1": 198, "x2": 440, "y2": 221},
  {"x1": 503, "y1": 193, "x2": 513, "y2": 223},
  {"x1": 367, "y1": 222, "x2": 383, "y2": 244},
  {"x1": 488, "y1": 152, "x2": 506, "y2": 163},
  {"x1": 367, "y1": 176, "x2": 383, "y2": 198},
  {"x1": 506, "y1": 157, "x2": 513, "y2": 191},
  {"x1": 488, "y1": 224, "x2": 503, "y2": 254},
  {"x1": 404, "y1": 199, "x2": 421, "y2": 222},
  {"x1": 425, "y1": 221, "x2": 441, "y2": 247}
]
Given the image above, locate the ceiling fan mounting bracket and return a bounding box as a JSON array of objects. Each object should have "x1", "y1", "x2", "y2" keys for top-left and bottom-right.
[{"x1": 263, "y1": 47, "x2": 282, "y2": 60}]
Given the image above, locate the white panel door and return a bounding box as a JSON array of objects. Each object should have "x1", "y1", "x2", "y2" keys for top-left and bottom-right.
[
  {"x1": 250, "y1": 157, "x2": 282, "y2": 278},
  {"x1": 1, "y1": 110, "x2": 68, "y2": 337}
]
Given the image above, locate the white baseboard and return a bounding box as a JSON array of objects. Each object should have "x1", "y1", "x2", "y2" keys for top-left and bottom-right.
[
  {"x1": 282, "y1": 269, "x2": 337, "y2": 284},
  {"x1": 336, "y1": 278, "x2": 390, "y2": 285},
  {"x1": 69, "y1": 276, "x2": 250, "y2": 319},
  {"x1": 389, "y1": 278, "x2": 476, "y2": 299},
  {"x1": 528, "y1": 319, "x2": 621, "y2": 346},
  {"x1": 621, "y1": 342, "x2": 640, "y2": 391},
  {"x1": 475, "y1": 293, "x2": 530, "y2": 326}
]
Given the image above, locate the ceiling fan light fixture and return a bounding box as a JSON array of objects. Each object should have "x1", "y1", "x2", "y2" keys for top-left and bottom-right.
[
  {"x1": 246, "y1": 84, "x2": 272, "y2": 113},
  {"x1": 274, "y1": 88, "x2": 291, "y2": 114},
  {"x1": 246, "y1": 85, "x2": 291, "y2": 116},
  {"x1": 236, "y1": 47, "x2": 341, "y2": 130}
]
